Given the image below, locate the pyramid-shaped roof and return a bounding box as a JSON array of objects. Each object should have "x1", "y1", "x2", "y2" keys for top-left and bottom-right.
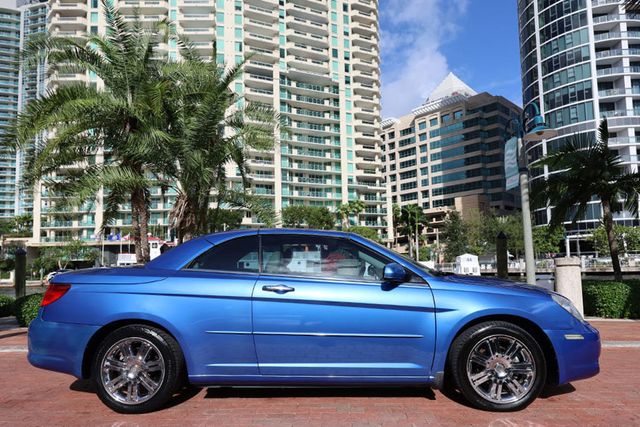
[{"x1": 425, "y1": 72, "x2": 477, "y2": 103}]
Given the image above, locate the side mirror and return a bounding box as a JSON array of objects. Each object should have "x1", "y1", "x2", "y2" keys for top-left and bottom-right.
[{"x1": 383, "y1": 262, "x2": 406, "y2": 283}]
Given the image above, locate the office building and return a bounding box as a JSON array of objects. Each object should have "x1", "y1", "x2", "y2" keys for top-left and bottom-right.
[
  {"x1": 381, "y1": 73, "x2": 521, "y2": 243},
  {"x1": 518, "y1": 0, "x2": 640, "y2": 243},
  {"x1": 29, "y1": 0, "x2": 386, "y2": 248}
]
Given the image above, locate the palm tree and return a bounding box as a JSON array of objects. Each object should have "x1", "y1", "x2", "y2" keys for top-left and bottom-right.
[
  {"x1": 625, "y1": 0, "x2": 640, "y2": 12},
  {"x1": 532, "y1": 119, "x2": 640, "y2": 280},
  {"x1": 160, "y1": 47, "x2": 280, "y2": 242},
  {"x1": 398, "y1": 204, "x2": 429, "y2": 259},
  {"x1": 8, "y1": 1, "x2": 173, "y2": 262},
  {"x1": 337, "y1": 200, "x2": 365, "y2": 229}
]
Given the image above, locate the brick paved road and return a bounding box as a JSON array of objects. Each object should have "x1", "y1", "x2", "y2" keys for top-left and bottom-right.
[{"x1": 0, "y1": 320, "x2": 638, "y2": 427}]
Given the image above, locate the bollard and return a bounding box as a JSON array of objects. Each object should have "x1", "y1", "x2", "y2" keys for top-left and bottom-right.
[
  {"x1": 14, "y1": 247, "x2": 26, "y2": 299},
  {"x1": 554, "y1": 256, "x2": 583, "y2": 316},
  {"x1": 496, "y1": 231, "x2": 508, "y2": 279}
]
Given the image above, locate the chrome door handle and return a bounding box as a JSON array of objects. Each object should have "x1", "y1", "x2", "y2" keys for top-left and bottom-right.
[{"x1": 262, "y1": 285, "x2": 295, "y2": 294}]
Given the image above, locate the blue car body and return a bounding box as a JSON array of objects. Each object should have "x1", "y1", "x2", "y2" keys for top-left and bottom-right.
[{"x1": 28, "y1": 229, "x2": 600, "y2": 389}]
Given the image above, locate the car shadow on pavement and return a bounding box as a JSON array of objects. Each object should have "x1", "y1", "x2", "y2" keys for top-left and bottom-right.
[
  {"x1": 539, "y1": 383, "x2": 576, "y2": 398},
  {"x1": 0, "y1": 330, "x2": 27, "y2": 340},
  {"x1": 204, "y1": 386, "x2": 436, "y2": 400},
  {"x1": 69, "y1": 380, "x2": 204, "y2": 410}
]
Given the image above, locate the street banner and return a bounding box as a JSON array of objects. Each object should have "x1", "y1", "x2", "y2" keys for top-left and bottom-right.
[{"x1": 504, "y1": 136, "x2": 519, "y2": 191}]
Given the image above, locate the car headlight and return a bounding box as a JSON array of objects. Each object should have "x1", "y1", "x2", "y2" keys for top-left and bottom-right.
[{"x1": 551, "y1": 293, "x2": 584, "y2": 322}]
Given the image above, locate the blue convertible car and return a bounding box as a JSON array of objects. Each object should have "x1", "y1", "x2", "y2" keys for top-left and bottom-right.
[{"x1": 28, "y1": 229, "x2": 600, "y2": 413}]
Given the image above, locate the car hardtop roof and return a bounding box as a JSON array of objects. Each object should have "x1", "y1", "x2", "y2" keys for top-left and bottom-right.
[{"x1": 202, "y1": 228, "x2": 353, "y2": 242}]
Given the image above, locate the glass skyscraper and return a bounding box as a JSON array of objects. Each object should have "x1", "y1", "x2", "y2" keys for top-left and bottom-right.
[{"x1": 518, "y1": 0, "x2": 640, "y2": 243}]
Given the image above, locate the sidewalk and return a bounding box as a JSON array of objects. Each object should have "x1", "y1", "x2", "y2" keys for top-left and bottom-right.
[{"x1": 0, "y1": 318, "x2": 638, "y2": 426}]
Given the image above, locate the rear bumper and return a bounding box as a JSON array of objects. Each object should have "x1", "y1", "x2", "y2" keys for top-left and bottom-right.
[
  {"x1": 28, "y1": 310, "x2": 100, "y2": 379},
  {"x1": 546, "y1": 321, "x2": 600, "y2": 385}
]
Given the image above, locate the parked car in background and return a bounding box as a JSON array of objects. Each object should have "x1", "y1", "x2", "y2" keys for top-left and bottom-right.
[{"x1": 28, "y1": 229, "x2": 600, "y2": 413}]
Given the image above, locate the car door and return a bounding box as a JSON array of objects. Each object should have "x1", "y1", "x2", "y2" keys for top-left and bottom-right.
[
  {"x1": 252, "y1": 232, "x2": 436, "y2": 378},
  {"x1": 167, "y1": 234, "x2": 260, "y2": 378}
]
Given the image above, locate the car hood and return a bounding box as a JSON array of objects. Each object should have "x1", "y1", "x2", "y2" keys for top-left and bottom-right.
[
  {"x1": 432, "y1": 273, "x2": 552, "y2": 296},
  {"x1": 50, "y1": 267, "x2": 167, "y2": 285}
]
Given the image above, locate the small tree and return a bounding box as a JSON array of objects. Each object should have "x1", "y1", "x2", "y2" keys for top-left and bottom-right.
[
  {"x1": 282, "y1": 205, "x2": 336, "y2": 230},
  {"x1": 36, "y1": 239, "x2": 99, "y2": 271},
  {"x1": 442, "y1": 211, "x2": 469, "y2": 262},
  {"x1": 306, "y1": 207, "x2": 335, "y2": 230},
  {"x1": 533, "y1": 226, "x2": 564, "y2": 257},
  {"x1": 282, "y1": 205, "x2": 309, "y2": 228},
  {"x1": 207, "y1": 209, "x2": 243, "y2": 233},
  {"x1": 349, "y1": 226, "x2": 381, "y2": 243},
  {"x1": 588, "y1": 224, "x2": 640, "y2": 256}
]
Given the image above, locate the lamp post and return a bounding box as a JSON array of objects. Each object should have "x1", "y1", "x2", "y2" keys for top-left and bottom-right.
[{"x1": 509, "y1": 103, "x2": 557, "y2": 285}]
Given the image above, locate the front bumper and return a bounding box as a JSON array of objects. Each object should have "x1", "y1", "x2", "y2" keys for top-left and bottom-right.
[
  {"x1": 28, "y1": 309, "x2": 100, "y2": 379},
  {"x1": 546, "y1": 320, "x2": 600, "y2": 385}
]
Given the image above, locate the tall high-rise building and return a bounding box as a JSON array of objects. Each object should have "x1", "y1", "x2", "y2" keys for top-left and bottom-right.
[
  {"x1": 381, "y1": 73, "x2": 521, "y2": 243},
  {"x1": 518, "y1": 0, "x2": 640, "y2": 242},
  {"x1": 0, "y1": 0, "x2": 47, "y2": 220},
  {"x1": 0, "y1": 0, "x2": 21, "y2": 219},
  {"x1": 29, "y1": 0, "x2": 385, "y2": 248}
]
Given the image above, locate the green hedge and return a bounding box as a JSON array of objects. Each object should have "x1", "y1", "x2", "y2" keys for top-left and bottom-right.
[
  {"x1": 583, "y1": 280, "x2": 640, "y2": 319},
  {"x1": 0, "y1": 295, "x2": 14, "y2": 317},
  {"x1": 13, "y1": 293, "x2": 43, "y2": 327}
]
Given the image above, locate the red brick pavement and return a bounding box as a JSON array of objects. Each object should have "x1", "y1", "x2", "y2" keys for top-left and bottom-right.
[{"x1": 0, "y1": 321, "x2": 638, "y2": 427}]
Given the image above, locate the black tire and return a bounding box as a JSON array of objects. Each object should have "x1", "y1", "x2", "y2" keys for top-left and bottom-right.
[
  {"x1": 92, "y1": 325, "x2": 184, "y2": 414},
  {"x1": 448, "y1": 321, "x2": 546, "y2": 411}
]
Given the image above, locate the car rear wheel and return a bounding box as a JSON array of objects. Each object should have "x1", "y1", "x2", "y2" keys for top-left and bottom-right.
[
  {"x1": 448, "y1": 321, "x2": 546, "y2": 411},
  {"x1": 93, "y1": 325, "x2": 184, "y2": 413}
]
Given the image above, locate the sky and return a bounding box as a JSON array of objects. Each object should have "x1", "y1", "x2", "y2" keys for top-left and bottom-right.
[{"x1": 379, "y1": 0, "x2": 522, "y2": 118}]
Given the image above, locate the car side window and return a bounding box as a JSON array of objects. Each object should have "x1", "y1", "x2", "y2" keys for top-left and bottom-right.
[
  {"x1": 186, "y1": 235, "x2": 259, "y2": 273},
  {"x1": 261, "y1": 234, "x2": 390, "y2": 281}
]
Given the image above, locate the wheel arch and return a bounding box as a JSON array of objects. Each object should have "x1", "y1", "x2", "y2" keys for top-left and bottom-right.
[
  {"x1": 81, "y1": 318, "x2": 184, "y2": 379},
  {"x1": 444, "y1": 314, "x2": 559, "y2": 386}
]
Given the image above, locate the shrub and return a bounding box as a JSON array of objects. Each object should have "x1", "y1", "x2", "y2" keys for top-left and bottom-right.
[
  {"x1": 13, "y1": 293, "x2": 44, "y2": 327},
  {"x1": 0, "y1": 295, "x2": 14, "y2": 317},
  {"x1": 582, "y1": 280, "x2": 640, "y2": 319}
]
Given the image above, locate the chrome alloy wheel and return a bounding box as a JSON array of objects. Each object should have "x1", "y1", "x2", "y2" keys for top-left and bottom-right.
[
  {"x1": 466, "y1": 334, "x2": 536, "y2": 404},
  {"x1": 100, "y1": 337, "x2": 165, "y2": 405}
]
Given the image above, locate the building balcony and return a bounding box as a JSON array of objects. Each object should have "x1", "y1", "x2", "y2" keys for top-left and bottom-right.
[
  {"x1": 285, "y1": 15, "x2": 328, "y2": 36},
  {"x1": 352, "y1": 45, "x2": 379, "y2": 60},
  {"x1": 178, "y1": 26, "x2": 215, "y2": 39},
  {"x1": 178, "y1": 0, "x2": 214, "y2": 8},
  {"x1": 351, "y1": 9, "x2": 377, "y2": 26},
  {"x1": 286, "y1": 28, "x2": 329, "y2": 49},
  {"x1": 49, "y1": 15, "x2": 87, "y2": 29},
  {"x1": 178, "y1": 12, "x2": 215, "y2": 23},
  {"x1": 285, "y1": 2, "x2": 329, "y2": 23},
  {"x1": 244, "y1": 18, "x2": 279, "y2": 36},
  {"x1": 49, "y1": 2, "x2": 87, "y2": 16},
  {"x1": 245, "y1": 32, "x2": 278, "y2": 50},
  {"x1": 244, "y1": 4, "x2": 278, "y2": 22},
  {"x1": 117, "y1": 0, "x2": 169, "y2": 13}
]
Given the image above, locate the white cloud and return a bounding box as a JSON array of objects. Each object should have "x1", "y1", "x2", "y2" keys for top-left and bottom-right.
[{"x1": 380, "y1": 0, "x2": 470, "y2": 118}]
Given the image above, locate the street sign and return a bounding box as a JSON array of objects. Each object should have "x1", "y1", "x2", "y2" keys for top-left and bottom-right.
[{"x1": 504, "y1": 136, "x2": 519, "y2": 190}]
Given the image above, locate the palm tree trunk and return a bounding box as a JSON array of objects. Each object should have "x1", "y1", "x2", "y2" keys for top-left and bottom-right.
[
  {"x1": 602, "y1": 199, "x2": 623, "y2": 281},
  {"x1": 140, "y1": 202, "x2": 150, "y2": 262},
  {"x1": 130, "y1": 207, "x2": 143, "y2": 263},
  {"x1": 131, "y1": 188, "x2": 150, "y2": 263}
]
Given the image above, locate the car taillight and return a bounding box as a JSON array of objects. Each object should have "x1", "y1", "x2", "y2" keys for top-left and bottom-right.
[{"x1": 41, "y1": 284, "x2": 71, "y2": 307}]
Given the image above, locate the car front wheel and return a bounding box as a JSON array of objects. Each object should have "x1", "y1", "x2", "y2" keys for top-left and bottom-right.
[
  {"x1": 93, "y1": 325, "x2": 184, "y2": 413},
  {"x1": 448, "y1": 321, "x2": 546, "y2": 411}
]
